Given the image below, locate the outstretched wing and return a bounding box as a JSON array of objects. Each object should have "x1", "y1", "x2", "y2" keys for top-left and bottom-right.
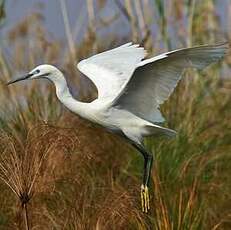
[
  {"x1": 77, "y1": 43, "x2": 146, "y2": 103},
  {"x1": 115, "y1": 43, "x2": 229, "y2": 123}
]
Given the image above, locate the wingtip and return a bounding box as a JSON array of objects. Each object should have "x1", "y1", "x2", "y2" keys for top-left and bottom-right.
[
  {"x1": 213, "y1": 41, "x2": 230, "y2": 56},
  {"x1": 202, "y1": 41, "x2": 229, "y2": 51},
  {"x1": 214, "y1": 41, "x2": 229, "y2": 49},
  {"x1": 221, "y1": 41, "x2": 230, "y2": 52},
  {"x1": 122, "y1": 42, "x2": 145, "y2": 49}
]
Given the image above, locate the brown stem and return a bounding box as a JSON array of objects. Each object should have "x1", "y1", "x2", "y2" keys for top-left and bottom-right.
[{"x1": 23, "y1": 203, "x2": 30, "y2": 230}]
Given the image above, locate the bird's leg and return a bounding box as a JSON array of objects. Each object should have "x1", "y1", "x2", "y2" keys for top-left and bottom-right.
[
  {"x1": 141, "y1": 151, "x2": 153, "y2": 213},
  {"x1": 132, "y1": 143, "x2": 153, "y2": 213}
]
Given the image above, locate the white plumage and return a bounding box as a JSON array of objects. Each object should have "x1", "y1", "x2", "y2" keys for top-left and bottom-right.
[
  {"x1": 7, "y1": 42, "x2": 229, "y2": 213},
  {"x1": 77, "y1": 43, "x2": 146, "y2": 103}
]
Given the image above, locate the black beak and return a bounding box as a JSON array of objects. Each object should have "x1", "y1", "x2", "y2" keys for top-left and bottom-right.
[{"x1": 6, "y1": 73, "x2": 34, "y2": 85}]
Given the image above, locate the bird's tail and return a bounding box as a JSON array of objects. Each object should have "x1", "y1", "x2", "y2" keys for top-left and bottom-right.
[{"x1": 145, "y1": 124, "x2": 177, "y2": 138}]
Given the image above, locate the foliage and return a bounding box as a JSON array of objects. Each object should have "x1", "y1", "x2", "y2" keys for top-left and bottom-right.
[{"x1": 0, "y1": 0, "x2": 230, "y2": 229}]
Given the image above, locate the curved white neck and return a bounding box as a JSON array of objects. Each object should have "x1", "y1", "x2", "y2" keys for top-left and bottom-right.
[{"x1": 49, "y1": 71, "x2": 89, "y2": 117}]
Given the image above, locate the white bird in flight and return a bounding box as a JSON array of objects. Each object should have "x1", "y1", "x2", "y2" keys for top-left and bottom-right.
[{"x1": 7, "y1": 42, "x2": 228, "y2": 212}]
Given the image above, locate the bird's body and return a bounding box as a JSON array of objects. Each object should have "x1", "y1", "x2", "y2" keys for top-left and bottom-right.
[
  {"x1": 7, "y1": 42, "x2": 228, "y2": 213},
  {"x1": 53, "y1": 66, "x2": 176, "y2": 144},
  {"x1": 51, "y1": 60, "x2": 176, "y2": 145}
]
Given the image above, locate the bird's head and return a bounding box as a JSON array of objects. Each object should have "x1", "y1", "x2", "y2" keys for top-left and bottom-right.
[{"x1": 7, "y1": 64, "x2": 61, "y2": 85}]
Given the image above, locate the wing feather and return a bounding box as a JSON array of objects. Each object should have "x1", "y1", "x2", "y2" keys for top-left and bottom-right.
[
  {"x1": 77, "y1": 43, "x2": 146, "y2": 103},
  {"x1": 115, "y1": 43, "x2": 229, "y2": 123}
]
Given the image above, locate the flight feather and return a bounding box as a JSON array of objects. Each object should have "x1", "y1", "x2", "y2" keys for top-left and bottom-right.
[{"x1": 115, "y1": 43, "x2": 229, "y2": 123}]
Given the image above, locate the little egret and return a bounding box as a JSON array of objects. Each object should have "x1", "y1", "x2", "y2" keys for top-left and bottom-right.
[{"x1": 7, "y1": 42, "x2": 228, "y2": 212}]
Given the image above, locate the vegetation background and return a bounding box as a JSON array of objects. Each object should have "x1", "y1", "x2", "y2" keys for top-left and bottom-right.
[{"x1": 0, "y1": 0, "x2": 230, "y2": 229}]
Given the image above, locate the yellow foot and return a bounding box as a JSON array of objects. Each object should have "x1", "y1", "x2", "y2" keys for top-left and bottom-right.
[{"x1": 141, "y1": 184, "x2": 150, "y2": 213}]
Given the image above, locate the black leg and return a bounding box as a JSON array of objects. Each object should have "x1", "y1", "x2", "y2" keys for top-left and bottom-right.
[
  {"x1": 132, "y1": 143, "x2": 153, "y2": 186},
  {"x1": 143, "y1": 152, "x2": 153, "y2": 187},
  {"x1": 131, "y1": 142, "x2": 153, "y2": 212}
]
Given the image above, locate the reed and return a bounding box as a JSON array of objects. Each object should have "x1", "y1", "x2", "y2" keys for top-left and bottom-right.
[{"x1": 0, "y1": 0, "x2": 230, "y2": 229}]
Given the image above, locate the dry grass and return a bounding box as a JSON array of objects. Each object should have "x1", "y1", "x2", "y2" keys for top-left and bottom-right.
[{"x1": 0, "y1": 0, "x2": 230, "y2": 229}]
